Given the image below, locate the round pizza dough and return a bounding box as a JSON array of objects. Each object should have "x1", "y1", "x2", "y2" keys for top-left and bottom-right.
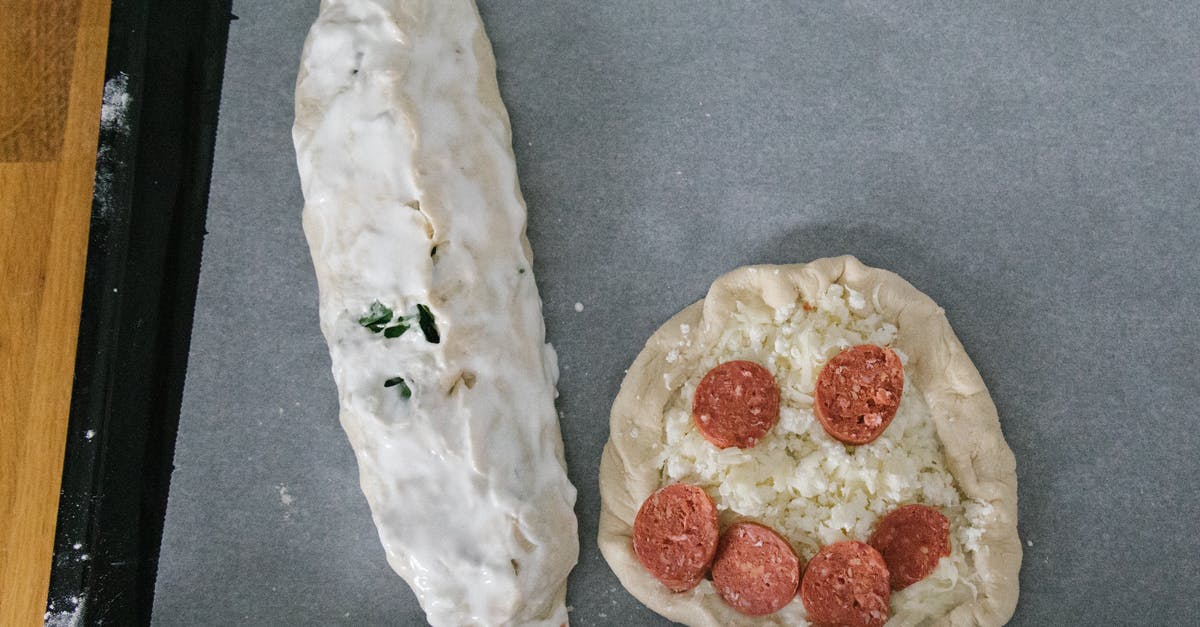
[{"x1": 598, "y1": 256, "x2": 1020, "y2": 626}]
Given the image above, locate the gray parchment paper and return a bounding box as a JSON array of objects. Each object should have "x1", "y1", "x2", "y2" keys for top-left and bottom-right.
[{"x1": 153, "y1": 2, "x2": 1200, "y2": 625}]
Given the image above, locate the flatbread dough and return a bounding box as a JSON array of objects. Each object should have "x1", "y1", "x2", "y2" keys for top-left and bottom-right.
[
  {"x1": 294, "y1": 1, "x2": 577, "y2": 624},
  {"x1": 599, "y1": 256, "x2": 1020, "y2": 626}
]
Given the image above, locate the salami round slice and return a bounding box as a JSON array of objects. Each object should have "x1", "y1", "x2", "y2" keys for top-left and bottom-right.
[
  {"x1": 632, "y1": 484, "x2": 720, "y2": 592},
  {"x1": 710, "y1": 521, "x2": 802, "y2": 616},
  {"x1": 800, "y1": 541, "x2": 890, "y2": 627},
  {"x1": 869, "y1": 504, "x2": 951, "y2": 590},
  {"x1": 692, "y1": 360, "x2": 780, "y2": 449},
  {"x1": 814, "y1": 345, "x2": 904, "y2": 444}
]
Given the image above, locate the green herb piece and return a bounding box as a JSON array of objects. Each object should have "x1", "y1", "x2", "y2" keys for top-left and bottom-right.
[
  {"x1": 430, "y1": 245, "x2": 438, "y2": 258},
  {"x1": 383, "y1": 376, "x2": 412, "y2": 399},
  {"x1": 383, "y1": 323, "x2": 410, "y2": 339},
  {"x1": 518, "y1": 267, "x2": 526, "y2": 274},
  {"x1": 358, "y1": 301, "x2": 393, "y2": 332},
  {"x1": 417, "y1": 304, "x2": 440, "y2": 344},
  {"x1": 361, "y1": 301, "x2": 437, "y2": 343}
]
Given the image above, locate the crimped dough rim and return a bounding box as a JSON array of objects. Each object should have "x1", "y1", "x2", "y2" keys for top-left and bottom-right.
[{"x1": 598, "y1": 256, "x2": 1020, "y2": 627}]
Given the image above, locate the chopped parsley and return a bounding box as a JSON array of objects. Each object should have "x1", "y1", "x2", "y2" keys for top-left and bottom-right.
[
  {"x1": 417, "y1": 304, "x2": 440, "y2": 344},
  {"x1": 357, "y1": 301, "x2": 393, "y2": 333},
  {"x1": 383, "y1": 323, "x2": 409, "y2": 338},
  {"x1": 358, "y1": 301, "x2": 439, "y2": 343},
  {"x1": 383, "y1": 376, "x2": 412, "y2": 399}
]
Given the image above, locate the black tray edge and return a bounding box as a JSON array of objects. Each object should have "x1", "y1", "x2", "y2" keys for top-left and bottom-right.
[{"x1": 46, "y1": 1, "x2": 234, "y2": 625}]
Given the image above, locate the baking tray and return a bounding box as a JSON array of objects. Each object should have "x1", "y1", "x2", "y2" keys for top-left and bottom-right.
[
  {"x1": 54, "y1": 1, "x2": 1200, "y2": 626},
  {"x1": 46, "y1": 1, "x2": 234, "y2": 624}
]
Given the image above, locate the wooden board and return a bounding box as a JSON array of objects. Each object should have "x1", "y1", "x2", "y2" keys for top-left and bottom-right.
[{"x1": 0, "y1": 0, "x2": 111, "y2": 624}]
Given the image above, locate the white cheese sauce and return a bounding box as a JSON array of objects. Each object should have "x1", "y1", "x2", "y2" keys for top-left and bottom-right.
[
  {"x1": 656, "y1": 284, "x2": 984, "y2": 624},
  {"x1": 293, "y1": 1, "x2": 577, "y2": 625}
]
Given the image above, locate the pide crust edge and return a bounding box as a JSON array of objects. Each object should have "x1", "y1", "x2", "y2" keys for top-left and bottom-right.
[{"x1": 599, "y1": 255, "x2": 1020, "y2": 627}]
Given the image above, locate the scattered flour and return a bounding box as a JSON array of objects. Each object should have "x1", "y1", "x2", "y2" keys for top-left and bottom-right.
[
  {"x1": 278, "y1": 485, "x2": 295, "y2": 507},
  {"x1": 44, "y1": 596, "x2": 85, "y2": 627},
  {"x1": 94, "y1": 72, "x2": 132, "y2": 218},
  {"x1": 100, "y1": 73, "x2": 130, "y2": 131},
  {"x1": 573, "y1": 302, "x2": 584, "y2": 312}
]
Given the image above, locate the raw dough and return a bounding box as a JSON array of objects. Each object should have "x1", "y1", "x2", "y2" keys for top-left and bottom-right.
[
  {"x1": 599, "y1": 256, "x2": 1020, "y2": 626},
  {"x1": 293, "y1": 1, "x2": 577, "y2": 624}
]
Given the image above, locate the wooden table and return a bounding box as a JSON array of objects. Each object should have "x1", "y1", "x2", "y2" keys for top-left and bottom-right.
[{"x1": 0, "y1": 0, "x2": 111, "y2": 624}]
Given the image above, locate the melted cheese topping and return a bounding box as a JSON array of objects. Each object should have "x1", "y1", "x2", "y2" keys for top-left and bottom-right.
[
  {"x1": 658, "y1": 283, "x2": 985, "y2": 623},
  {"x1": 294, "y1": 1, "x2": 576, "y2": 625}
]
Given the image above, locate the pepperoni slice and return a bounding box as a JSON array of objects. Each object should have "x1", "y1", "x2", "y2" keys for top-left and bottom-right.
[
  {"x1": 800, "y1": 541, "x2": 890, "y2": 627},
  {"x1": 869, "y1": 504, "x2": 951, "y2": 590},
  {"x1": 632, "y1": 484, "x2": 720, "y2": 592},
  {"x1": 692, "y1": 360, "x2": 780, "y2": 449},
  {"x1": 711, "y1": 521, "x2": 802, "y2": 616},
  {"x1": 814, "y1": 345, "x2": 904, "y2": 444}
]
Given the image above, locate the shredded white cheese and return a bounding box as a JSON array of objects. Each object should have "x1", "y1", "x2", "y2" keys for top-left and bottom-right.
[{"x1": 658, "y1": 284, "x2": 986, "y2": 622}]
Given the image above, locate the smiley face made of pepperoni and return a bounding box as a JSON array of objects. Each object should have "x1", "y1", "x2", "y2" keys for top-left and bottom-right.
[
  {"x1": 629, "y1": 351, "x2": 935, "y2": 621},
  {"x1": 599, "y1": 257, "x2": 1020, "y2": 627}
]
